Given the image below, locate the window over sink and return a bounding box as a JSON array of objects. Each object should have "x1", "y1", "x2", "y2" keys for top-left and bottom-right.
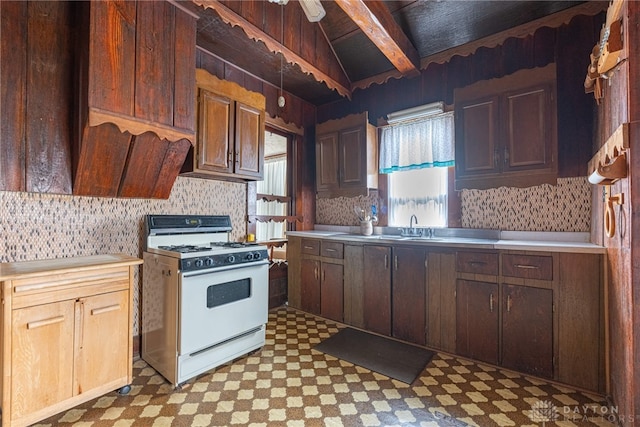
[
  {"x1": 380, "y1": 108, "x2": 454, "y2": 228},
  {"x1": 388, "y1": 166, "x2": 449, "y2": 227}
]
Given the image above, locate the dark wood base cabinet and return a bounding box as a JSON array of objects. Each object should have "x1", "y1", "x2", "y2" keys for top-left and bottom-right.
[
  {"x1": 456, "y1": 279, "x2": 499, "y2": 365},
  {"x1": 288, "y1": 237, "x2": 605, "y2": 393}
]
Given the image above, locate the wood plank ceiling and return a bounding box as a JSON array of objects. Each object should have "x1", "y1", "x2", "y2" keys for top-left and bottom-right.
[{"x1": 187, "y1": 0, "x2": 607, "y2": 106}]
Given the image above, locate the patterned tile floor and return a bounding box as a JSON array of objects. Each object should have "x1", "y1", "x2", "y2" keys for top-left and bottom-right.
[{"x1": 35, "y1": 307, "x2": 615, "y2": 427}]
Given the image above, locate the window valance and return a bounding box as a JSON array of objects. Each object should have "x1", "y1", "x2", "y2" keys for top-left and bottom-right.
[{"x1": 379, "y1": 111, "x2": 455, "y2": 174}]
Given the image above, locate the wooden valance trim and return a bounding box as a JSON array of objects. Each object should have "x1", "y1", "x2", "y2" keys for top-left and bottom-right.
[
  {"x1": 248, "y1": 215, "x2": 301, "y2": 223},
  {"x1": 257, "y1": 194, "x2": 290, "y2": 203},
  {"x1": 192, "y1": 0, "x2": 352, "y2": 99},
  {"x1": 88, "y1": 108, "x2": 195, "y2": 144}
]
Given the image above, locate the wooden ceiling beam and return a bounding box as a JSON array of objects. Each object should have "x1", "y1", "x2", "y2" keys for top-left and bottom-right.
[{"x1": 334, "y1": 0, "x2": 421, "y2": 78}]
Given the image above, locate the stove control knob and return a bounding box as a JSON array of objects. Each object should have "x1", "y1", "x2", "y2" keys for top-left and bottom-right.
[
  {"x1": 204, "y1": 258, "x2": 214, "y2": 267},
  {"x1": 253, "y1": 252, "x2": 262, "y2": 260},
  {"x1": 245, "y1": 253, "x2": 254, "y2": 260},
  {"x1": 183, "y1": 260, "x2": 192, "y2": 269},
  {"x1": 226, "y1": 255, "x2": 236, "y2": 264},
  {"x1": 194, "y1": 259, "x2": 204, "y2": 268}
]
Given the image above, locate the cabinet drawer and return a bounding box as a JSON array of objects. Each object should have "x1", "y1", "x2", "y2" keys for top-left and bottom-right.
[
  {"x1": 502, "y1": 254, "x2": 553, "y2": 280},
  {"x1": 456, "y1": 251, "x2": 498, "y2": 275},
  {"x1": 321, "y1": 241, "x2": 344, "y2": 259},
  {"x1": 301, "y1": 239, "x2": 320, "y2": 256}
]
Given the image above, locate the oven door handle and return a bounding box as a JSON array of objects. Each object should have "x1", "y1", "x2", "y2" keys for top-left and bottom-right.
[{"x1": 181, "y1": 260, "x2": 269, "y2": 278}]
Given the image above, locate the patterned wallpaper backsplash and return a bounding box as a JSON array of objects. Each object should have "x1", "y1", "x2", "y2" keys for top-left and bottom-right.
[
  {"x1": 0, "y1": 176, "x2": 247, "y2": 335},
  {"x1": 316, "y1": 177, "x2": 591, "y2": 232}
]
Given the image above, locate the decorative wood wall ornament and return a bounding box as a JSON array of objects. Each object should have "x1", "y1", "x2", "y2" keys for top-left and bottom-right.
[
  {"x1": 585, "y1": 0, "x2": 625, "y2": 102},
  {"x1": 587, "y1": 122, "x2": 629, "y2": 180}
]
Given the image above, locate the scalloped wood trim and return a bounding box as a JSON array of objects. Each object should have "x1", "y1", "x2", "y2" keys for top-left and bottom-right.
[
  {"x1": 192, "y1": 0, "x2": 352, "y2": 100},
  {"x1": 588, "y1": 123, "x2": 629, "y2": 175},
  {"x1": 88, "y1": 109, "x2": 195, "y2": 144},
  {"x1": 196, "y1": 68, "x2": 266, "y2": 110},
  {"x1": 351, "y1": 2, "x2": 607, "y2": 92},
  {"x1": 256, "y1": 194, "x2": 290, "y2": 203},
  {"x1": 266, "y1": 115, "x2": 304, "y2": 136},
  {"x1": 248, "y1": 215, "x2": 301, "y2": 223}
]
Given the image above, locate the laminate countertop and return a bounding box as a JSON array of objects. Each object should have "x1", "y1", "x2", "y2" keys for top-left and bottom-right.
[
  {"x1": 286, "y1": 229, "x2": 606, "y2": 254},
  {"x1": 0, "y1": 254, "x2": 143, "y2": 281}
]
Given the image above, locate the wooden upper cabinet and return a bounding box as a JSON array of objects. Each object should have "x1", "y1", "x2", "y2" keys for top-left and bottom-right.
[
  {"x1": 454, "y1": 64, "x2": 557, "y2": 190},
  {"x1": 316, "y1": 133, "x2": 340, "y2": 193},
  {"x1": 316, "y1": 112, "x2": 378, "y2": 198},
  {"x1": 197, "y1": 90, "x2": 234, "y2": 174},
  {"x1": 181, "y1": 69, "x2": 266, "y2": 182},
  {"x1": 74, "y1": 0, "x2": 198, "y2": 198}
]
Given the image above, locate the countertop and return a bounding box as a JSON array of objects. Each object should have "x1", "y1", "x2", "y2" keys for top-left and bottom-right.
[
  {"x1": 286, "y1": 228, "x2": 606, "y2": 254},
  {"x1": 0, "y1": 254, "x2": 143, "y2": 280}
]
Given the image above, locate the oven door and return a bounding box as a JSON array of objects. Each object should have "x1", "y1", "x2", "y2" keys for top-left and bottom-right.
[{"x1": 179, "y1": 261, "x2": 269, "y2": 355}]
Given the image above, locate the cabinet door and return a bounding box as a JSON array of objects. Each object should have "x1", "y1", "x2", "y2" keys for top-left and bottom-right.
[
  {"x1": 363, "y1": 245, "x2": 392, "y2": 336},
  {"x1": 321, "y1": 262, "x2": 344, "y2": 322},
  {"x1": 76, "y1": 290, "x2": 130, "y2": 393},
  {"x1": 503, "y1": 84, "x2": 555, "y2": 173},
  {"x1": 392, "y1": 246, "x2": 426, "y2": 345},
  {"x1": 316, "y1": 132, "x2": 339, "y2": 192},
  {"x1": 427, "y1": 252, "x2": 457, "y2": 353},
  {"x1": 197, "y1": 88, "x2": 233, "y2": 174},
  {"x1": 339, "y1": 126, "x2": 366, "y2": 188},
  {"x1": 502, "y1": 284, "x2": 553, "y2": 378},
  {"x1": 456, "y1": 279, "x2": 499, "y2": 364},
  {"x1": 502, "y1": 285, "x2": 553, "y2": 378},
  {"x1": 234, "y1": 102, "x2": 264, "y2": 179},
  {"x1": 300, "y1": 259, "x2": 321, "y2": 315},
  {"x1": 455, "y1": 96, "x2": 500, "y2": 178},
  {"x1": 11, "y1": 300, "x2": 75, "y2": 419}
]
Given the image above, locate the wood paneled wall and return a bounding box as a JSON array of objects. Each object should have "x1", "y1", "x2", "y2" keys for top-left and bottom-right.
[
  {"x1": 594, "y1": 1, "x2": 640, "y2": 424},
  {"x1": 317, "y1": 14, "x2": 603, "y2": 179},
  {"x1": 1, "y1": 1, "x2": 73, "y2": 194}
]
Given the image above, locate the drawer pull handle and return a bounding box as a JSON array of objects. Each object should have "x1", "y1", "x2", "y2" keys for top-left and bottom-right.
[
  {"x1": 325, "y1": 248, "x2": 337, "y2": 252},
  {"x1": 507, "y1": 294, "x2": 513, "y2": 313},
  {"x1": 489, "y1": 293, "x2": 494, "y2": 312},
  {"x1": 303, "y1": 246, "x2": 315, "y2": 250},
  {"x1": 27, "y1": 315, "x2": 65, "y2": 329},
  {"x1": 384, "y1": 254, "x2": 388, "y2": 269},
  {"x1": 514, "y1": 264, "x2": 539, "y2": 269},
  {"x1": 469, "y1": 261, "x2": 486, "y2": 266},
  {"x1": 91, "y1": 304, "x2": 121, "y2": 316}
]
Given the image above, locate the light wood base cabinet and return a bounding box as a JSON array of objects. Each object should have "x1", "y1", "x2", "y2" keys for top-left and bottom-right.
[{"x1": 0, "y1": 254, "x2": 142, "y2": 427}]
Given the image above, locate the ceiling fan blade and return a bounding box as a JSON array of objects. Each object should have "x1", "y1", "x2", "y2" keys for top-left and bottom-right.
[{"x1": 299, "y1": 0, "x2": 325, "y2": 22}]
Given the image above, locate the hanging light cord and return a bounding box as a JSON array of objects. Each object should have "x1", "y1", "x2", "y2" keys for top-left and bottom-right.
[{"x1": 280, "y1": 5, "x2": 284, "y2": 98}]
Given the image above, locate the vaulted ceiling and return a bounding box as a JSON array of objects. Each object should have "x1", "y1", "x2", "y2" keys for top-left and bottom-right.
[{"x1": 183, "y1": 0, "x2": 607, "y2": 106}]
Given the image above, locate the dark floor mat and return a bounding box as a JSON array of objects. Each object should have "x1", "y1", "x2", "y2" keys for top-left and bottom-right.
[{"x1": 313, "y1": 327, "x2": 435, "y2": 384}]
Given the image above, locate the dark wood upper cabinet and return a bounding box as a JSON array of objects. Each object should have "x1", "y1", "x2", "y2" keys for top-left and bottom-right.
[
  {"x1": 454, "y1": 64, "x2": 557, "y2": 190},
  {"x1": 181, "y1": 69, "x2": 265, "y2": 182},
  {"x1": 73, "y1": 0, "x2": 198, "y2": 198},
  {"x1": 315, "y1": 112, "x2": 378, "y2": 198}
]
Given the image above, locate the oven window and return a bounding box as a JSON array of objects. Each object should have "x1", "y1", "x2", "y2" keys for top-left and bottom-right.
[{"x1": 207, "y1": 279, "x2": 251, "y2": 308}]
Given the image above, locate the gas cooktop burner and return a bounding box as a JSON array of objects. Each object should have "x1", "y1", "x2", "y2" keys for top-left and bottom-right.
[
  {"x1": 211, "y1": 242, "x2": 259, "y2": 249},
  {"x1": 158, "y1": 245, "x2": 212, "y2": 253}
]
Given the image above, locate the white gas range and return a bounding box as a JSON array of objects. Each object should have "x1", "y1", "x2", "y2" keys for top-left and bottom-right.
[{"x1": 141, "y1": 215, "x2": 269, "y2": 387}]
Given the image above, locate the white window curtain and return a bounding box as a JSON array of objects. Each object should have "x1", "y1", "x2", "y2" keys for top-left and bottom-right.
[
  {"x1": 379, "y1": 111, "x2": 455, "y2": 173},
  {"x1": 256, "y1": 156, "x2": 287, "y2": 241}
]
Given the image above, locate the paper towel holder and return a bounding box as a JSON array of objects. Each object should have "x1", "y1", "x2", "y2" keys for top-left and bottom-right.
[{"x1": 588, "y1": 151, "x2": 627, "y2": 185}]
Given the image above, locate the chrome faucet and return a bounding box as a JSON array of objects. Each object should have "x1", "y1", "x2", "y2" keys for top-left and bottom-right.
[{"x1": 409, "y1": 214, "x2": 418, "y2": 231}]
